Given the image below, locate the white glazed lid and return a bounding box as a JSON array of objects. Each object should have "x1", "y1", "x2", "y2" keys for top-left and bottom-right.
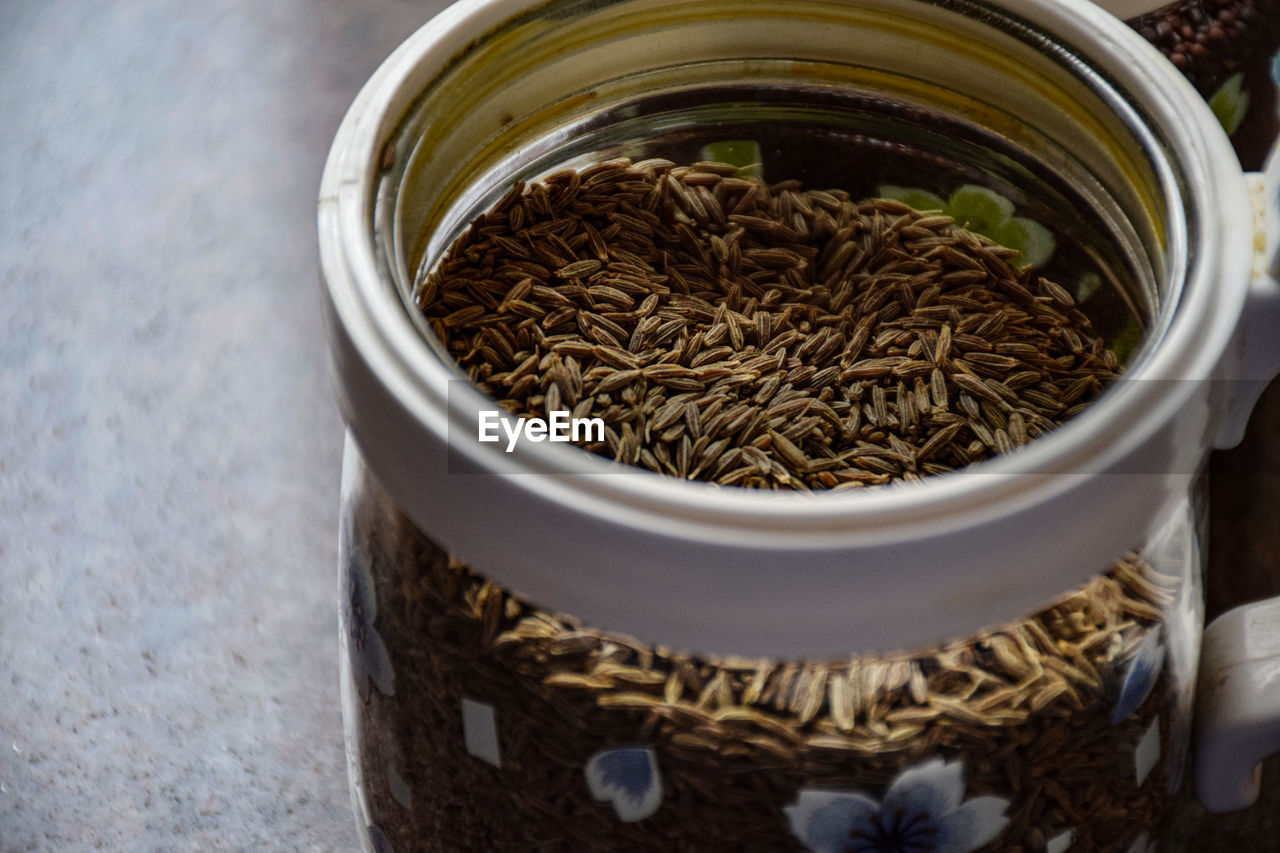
[{"x1": 319, "y1": 0, "x2": 1254, "y2": 658}]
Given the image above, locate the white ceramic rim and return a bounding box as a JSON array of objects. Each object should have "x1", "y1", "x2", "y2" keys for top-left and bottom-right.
[
  {"x1": 1086, "y1": 0, "x2": 1172, "y2": 21},
  {"x1": 319, "y1": 0, "x2": 1254, "y2": 656}
]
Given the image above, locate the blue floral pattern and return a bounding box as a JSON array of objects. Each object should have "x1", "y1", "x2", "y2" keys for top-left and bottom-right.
[
  {"x1": 387, "y1": 758, "x2": 412, "y2": 810},
  {"x1": 461, "y1": 697, "x2": 502, "y2": 767},
  {"x1": 1112, "y1": 627, "x2": 1165, "y2": 724},
  {"x1": 1134, "y1": 717, "x2": 1162, "y2": 787},
  {"x1": 1125, "y1": 831, "x2": 1156, "y2": 853},
  {"x1": 785, "y1": 759, "x2": 1009, "y2": 853},
  {"x1": 1045, "y1": 828, "x2": 1074, "y2": 853},
  {"x1": 585, "y1": 746, "x2": 663, "y2": 822},
  {"x1": 342, "y1": 516, "x2": 394, "y2": 700},
  {"x1": 368, "y1": 823, "x2": 396, "y2": 853}
]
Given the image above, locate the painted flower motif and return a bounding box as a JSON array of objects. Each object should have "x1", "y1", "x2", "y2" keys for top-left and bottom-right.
[
  {"x1": 368, "y1": 824, "x2": 397, "y2": 853},
  {"x1": 1134, "y1": 717, "x2": 1162, "y2": 786},
  {"x1": 1109, "y1": 317, "x2": 1144, "y2": 369},
  {"x1": 878, "y1": 184, "x2": 1054, "y2": 268},
  {"x1": 1112, "y1": 627, "x2": 1165, "y2": 724},
  {"x1": 1209, "y1": 73, "x2": 1250, "y2": 136},
  {"x1": 699, "y1": 139, "x2": 765, "y2": 179},
  {"x1": 461, "y1": 697, "x2": 502, "y2": 768},
  {"x1": 1045, "y1": 828, "x2": 1075, "y2": 853},
  {"x1": 341, "y1": 516, "x2": 394, "y2": 700},
  {"x1": 785, "y1": 758, "x2": 1009, "y2": 853},
  {"x1": 1076, "y1": 272, "x2": 1101, "y2": 303},
  {"x1": 386, "y1": 758, "x2": 412, "y2": 811},
  {"x1": 1125, "y1": 831, "x2": 1157, "y2": 853},
  {"x1": 585, "y1": 746, "x2": 664, "y2": 822}
]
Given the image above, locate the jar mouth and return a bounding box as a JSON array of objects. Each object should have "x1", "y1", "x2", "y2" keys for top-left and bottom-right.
[{"x1": 320, "y1": 0, "x2": 1252, "y2": 654}]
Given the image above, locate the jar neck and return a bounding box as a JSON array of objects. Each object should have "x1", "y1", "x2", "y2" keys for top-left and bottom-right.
[{"x1": 321, "y1": 0, "x2": 1252, "y2": 655}]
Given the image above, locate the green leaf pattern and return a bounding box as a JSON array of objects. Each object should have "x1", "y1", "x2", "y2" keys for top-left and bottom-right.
[
  {"x1": 879, "y1": 184, "x2": 1055, "y2": 268},
  {"x1": 1208, "y1": 73, "x2": 1249, "y2": 137},
  {"x1": 698, "y1": 140, "x2": 764, "y2": 179}
]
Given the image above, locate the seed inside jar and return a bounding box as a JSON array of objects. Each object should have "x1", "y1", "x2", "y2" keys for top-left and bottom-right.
[{"x1": 417, "y1": 158, "x2": 1121, "y2": 489}]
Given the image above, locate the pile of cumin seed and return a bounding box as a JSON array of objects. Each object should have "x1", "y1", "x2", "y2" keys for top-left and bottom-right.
[{"x1": 418, "y1": 157, "x2": 1121, "y2": 488}]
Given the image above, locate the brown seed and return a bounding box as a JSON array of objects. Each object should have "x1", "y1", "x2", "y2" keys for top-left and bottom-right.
[
  {"x1": 593, "y1": 345, "x2": 640, "y2": 370},
  {"x1": 768, "y1": 430, "x2": 810, "y2": 472},
  {"x1": 420, "y1": 156, "x2": 1120, "y2": 498},
  {"x1": 593, "y1": 369, "x2": 642, "y2": 395},
  {"x1": 1039, "y1": 277, "x2": 1076, "y2": 307},
  {"x1": 917, "y1": 421, "x2": 965, "y2": 461}
]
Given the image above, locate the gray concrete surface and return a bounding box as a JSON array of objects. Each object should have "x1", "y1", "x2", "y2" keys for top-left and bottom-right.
[{"x1": 0, "y1": 2, "x2": 446, "y2": 849}]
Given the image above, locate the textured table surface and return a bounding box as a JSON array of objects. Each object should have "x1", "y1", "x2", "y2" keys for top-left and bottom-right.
[
  {"x1": 0, "y1": 2, "x2": 446, "y2": 849},
  {"x1": 1, "y1": 1, "x2": 1278, "y2": 851}
]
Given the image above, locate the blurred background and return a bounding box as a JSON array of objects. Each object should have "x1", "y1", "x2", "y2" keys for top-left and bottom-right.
[{"x1": 0, "y1": 0, "x2": 1276, "y2": 849}]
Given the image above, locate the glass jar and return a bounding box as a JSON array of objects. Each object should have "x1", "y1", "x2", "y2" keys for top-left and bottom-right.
[
  {"x1": 319, "y1": 0, "x2": 1280, "y2": 850},
  {"x1": 339, "y1": 438, "x2": 1207, "y2": 851}
]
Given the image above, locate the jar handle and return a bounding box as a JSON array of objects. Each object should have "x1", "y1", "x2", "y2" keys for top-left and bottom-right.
[
  {"x1": 1215, "y1": 148, "x2": 1280, "y2": 449},
  {"x1": 1194, "y1": 595, "x2": 1280, "y2": 812}
]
